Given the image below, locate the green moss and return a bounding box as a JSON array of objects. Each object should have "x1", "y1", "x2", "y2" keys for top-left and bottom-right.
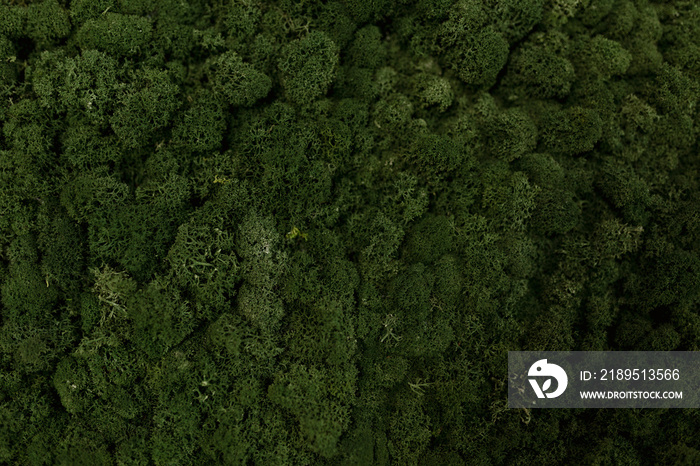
[
  {"x1": 279, "y1": 31, "x2": 339, "y2": 104},
  {"x1": 211, "y1": 51, "x2": 272, "y2": 107},
  {"x1": 27, "y1": 0, "x2": 71, "y2": 46},
  {"x1": 110, "y1": 67, "x2": 181, "y2": 148},
  {"x1": 441, "y1": 24, "x2": 509, "y2": 87},
  {"x1": 0, "y1": 5, "x2": 27, "y2": 38},
  {"x1": 503, "y1": 31, "x2": 575, "y2": 99},
  {"x1": 540, "y1": 106, "x2": 603, "y2": 155},
  {"x1": 1, "y1": 1, "x2": 699, "y2": 463},
  {"x1": 76, "y1": 13, "x2": 153, "y2": 57}
]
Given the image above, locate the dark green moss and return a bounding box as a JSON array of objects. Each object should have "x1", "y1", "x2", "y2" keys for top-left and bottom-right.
[{"x1": 0, "y1": 0, "x2": 698, "y2": 464}]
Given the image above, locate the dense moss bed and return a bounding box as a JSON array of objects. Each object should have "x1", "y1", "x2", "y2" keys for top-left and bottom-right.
[{"x1": 0, "y1": 0, "x2": 698, "y2": 464}]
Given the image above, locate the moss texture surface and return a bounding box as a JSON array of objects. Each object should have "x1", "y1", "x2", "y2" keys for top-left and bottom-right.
[{"x1": 0, "y1": 0, "x2": 699, "y2": 464}]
